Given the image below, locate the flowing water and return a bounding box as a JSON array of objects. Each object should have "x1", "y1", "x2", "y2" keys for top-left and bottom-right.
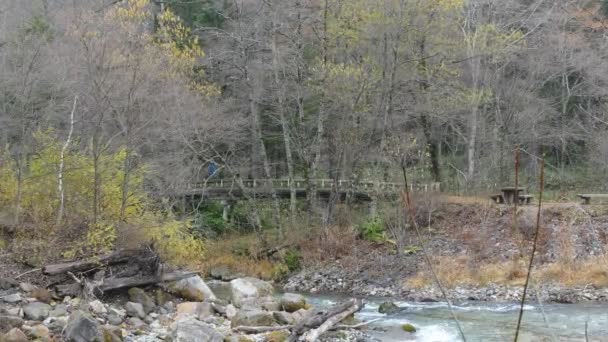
[{"x1": 306, "y1": 294, "x2": 608, "y2": 342}]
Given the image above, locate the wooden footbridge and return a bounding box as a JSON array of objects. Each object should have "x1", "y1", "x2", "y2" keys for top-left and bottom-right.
[{"x1": 177, "y1": 178, "x2": 441, "y2": 202}]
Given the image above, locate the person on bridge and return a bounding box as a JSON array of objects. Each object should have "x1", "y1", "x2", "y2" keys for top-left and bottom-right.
[{"x1": 208, "y1": 161, "x2": 218, "y2": 178}]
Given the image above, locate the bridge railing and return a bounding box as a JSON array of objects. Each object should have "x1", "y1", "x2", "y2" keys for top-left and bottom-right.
[{"x1": 193, "y1": 179, "x2": 440, "y2": 193}]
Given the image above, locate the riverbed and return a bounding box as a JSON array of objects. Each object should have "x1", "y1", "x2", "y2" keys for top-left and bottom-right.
[{"x1": 306, "y1": 294, "x2": 608, "y2": 342}]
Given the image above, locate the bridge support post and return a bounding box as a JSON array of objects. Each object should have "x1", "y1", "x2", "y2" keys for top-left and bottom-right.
[
  {"x1": 220, "y1": 200, "x2": 231, "y2": 222},
  {"x1": 368, "y1": 199, "x2": 377, "y2": 217}
]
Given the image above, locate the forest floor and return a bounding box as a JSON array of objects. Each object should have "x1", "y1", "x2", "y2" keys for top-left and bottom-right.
[{"x1": 284, "y1": 197, "x2": 608, "y2": 303}]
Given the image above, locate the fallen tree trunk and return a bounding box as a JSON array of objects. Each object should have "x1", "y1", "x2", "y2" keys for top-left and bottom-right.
[
  {"x1": 43, "y1": 249, "x2": 141, "y2": 276},
  {"x1": 300, "y1": 299, "x2": 363, "y2": 342},
  {"x1": 288, "y1": 299, "x2": 364, "y2": 342},
  {"x1": 55, "y1": 271, "x2": 197, "y2": 297},
  {"x1": 233, "y1": 325, "x2": 293, "y2": 334}
]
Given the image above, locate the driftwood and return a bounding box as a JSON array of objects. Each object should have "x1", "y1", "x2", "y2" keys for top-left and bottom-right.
[
  {"x1": 287, "y1": 299, "x2": 364, "y2": 342},
  {"x1": 300, "y1": 299, "x2": 363, "y2": 342},
  {"x1": 42, "y1": 249, "x2": 141, "y2": 276},
  {"x1": 55, "y1": 271, "x2": 197, "y2": 297},
  {"x1": 233, "y1": 325, "x2": 293, "y2": 334}
]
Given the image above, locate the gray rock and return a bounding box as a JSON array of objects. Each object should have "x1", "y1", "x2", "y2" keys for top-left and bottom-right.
[
  {"x1": 224, "y1": 304, "x2": 237, "y2": 320},
  {"x1": 163, "y1": 301, "x2": 176, "y2": 313},
  {"x1": 5, "y1": 308, "x2": 22, "y2": 317},
  {"x1": 176, "y1": 302, "x2": 215, "y2": 320},
  {"x1": 1, "y1": 293, "x2": 22, "y2": 304},
  {"x1": 127, "y1": 316, "x2": 147, "y2": 329},
  {"x1": 231, "y1": 309, "x2": 276, "y2": 327},
  {"x1": 44, "y1": 316, "x2": 69, "y2": 334},
  {"x1": 107, "y1": 313, "x2": 123, "y2": 326},
  {"x1": 164, "y1": 275, "x2": 217, "y2": 302},
  {"x1": 0, "y1": 315, "x2": 24, "y2": 332},
  {"x1": 88, "y1": 300, "x2": 107, "y2": 315},
  {"x1": 2, "y1": 327, "x2": 28, "y2": 342},
  {"x1": 128, "y1": 287, "x2": 156, "y2": 314},
  {"x1": 170, "y1": 318, "x2": 223, "y2": 342},
  {"x1": 378, "y1": 301, "x2": 400, "y2": 314},
  {"x1": 25, "y1": 324, "x2": 49, "y2": 340},
  {"x1": 125, "y1": 302, "x2": 146, "y2": 319},
  {"x1": 280, "y1": 293, "x2": 307, "y2": 313},
  {"x1": 64, "y1": 311, "x2": 104, "y2": 342},
  {"x1": 49, "y1": 305, "x2": 68, "y2": 318},
  {"x1": 273, "y1": 311, "x2": 296, "y2": 325},
  {"x1": 18, "y1": 283, "x2": 36, "y2": 293},
  {"x1": 23, "y1": 302, "x2": 51, "y2": 321},
  {"x1": 0, "y1": 278, "x2": 18, "y2": 290},
  {"x1": 230, "y1": 279, "x2": 258, "y2": 305}
]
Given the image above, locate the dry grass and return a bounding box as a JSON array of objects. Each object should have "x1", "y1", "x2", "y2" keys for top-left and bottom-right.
[
  {"x1": 201, "y1": 233, "x2": 286, "y2": 280},
  {"x1": 406, "y1": 253, "x2": 608, "y2": 289}
]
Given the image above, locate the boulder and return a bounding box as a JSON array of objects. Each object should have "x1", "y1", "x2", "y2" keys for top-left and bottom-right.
[
  {"x1": 127, "y1": 317, "x2": 146, "y2": 329},
  {"x1": 2, "y1": 328, "x2": 28, "y2": 342},
  {"x1": 0, "y1": 315, "x2": 24, "y2": 333},
  {"x1": 125, "y1": 302, "x2": 146, "y2": 319},
  {"x1": 1, "y1": 294, "x2": 22, "y2": 304},
  {"x1": 64, "y1": 311, "x2": 104, "y2": 342},
  {"x1": 229, "y1": 278, "x2": 273, "y2": 307},
  {"x1": 280, "y1": 293, "x2": 307, "y2": 313},
  {"x1": 170, "y1": 318, "x2": 224, "y2": 342},
  {"x1": 25, "y1": 324, "x2": 49, "y2": 341},
  {"x1": 106, "y1": 307, "x2": 125, "y2": 326},
  {"x1": 176, "y1": 302, "x2": 215, "y2": 320},
  {"x1": 44, "y1": 316, "x2": 69, "y2": 334},
  {"x1": 291, "y1": 308, "x2": 309, "y2": 322},
  {"x1": 231, "y1": 309, "x2": 276, "y2": 327},
  {"x1": 164, "y1": 276, "x2": 216, "y2": 302},
  {"x1": 49, "y1": 305, "x2": 68, "y2": 318},
  {"x1": 378, "y1": 301, "x2": 400, "y2": 315},
  {"x1": 18, "y1": 283, "x2": 36, "y2": 293},
  {"x1": 0, "y1": 278, "x2": 18, "y2": 290},
  {"x1": 23, "y1": 302, "x2": 51, "y2": 321},
  {"x1": 225, "y1": 304, "x2": 237, "y2": 320},
  {"x1": 128, "y1": 287, "x2": 156, "y2": 314},
  {"x1": 209, "y1": 266, "x2": 240, "y2": 281},
  {"x1": 273, "y1": 311, "x2": 296, "y2": 325},
  {"x1": 88, "y1": 300, "x2": 107, "y2": 315}
]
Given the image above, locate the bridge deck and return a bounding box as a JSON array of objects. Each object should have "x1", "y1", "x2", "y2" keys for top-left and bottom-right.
[{"x1": 176, "y1": 179, "x2": 440, "y2": 201}]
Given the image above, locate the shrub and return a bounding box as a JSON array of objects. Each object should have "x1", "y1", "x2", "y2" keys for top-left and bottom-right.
[
  {"x1": 284, "y1": 249, "x2": 301, "y2": 272},
  {"x1": 192, "y1": 202, "x2": 229, "y2": 238},
  {"x1": 359, "y1": 216, "x2": 385, "y2": 242}
]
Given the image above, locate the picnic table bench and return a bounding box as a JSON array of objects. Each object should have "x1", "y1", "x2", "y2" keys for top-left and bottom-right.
[
  {"x1": 490, "y1": 187, "x2": 533, "y2": 205},
  {"x1": 577, "y1": 194, "x2": 608, "y2": 205}
]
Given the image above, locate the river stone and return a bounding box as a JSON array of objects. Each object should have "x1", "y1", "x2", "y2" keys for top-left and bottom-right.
[
  {"x1": 280, "y1": 293, "x2": 306, "y2": 313},
  {"x1": 0, "y1": 278, "x2": 18, "y2": 290},
  {"x1": 378, "y1": 301, "x2": 400, "y2": 314},
  {"x1": 170, "y1": 318, "x2": 223, "y2": 342},
  {"x1": 229, "y1": 278, "x2": 273, "y2": 307},
  {"x1": 2, "y1": 293, "x2": 22, "y2": 304},
  {"x1": 127, "y1": 317, "x2": 146, "y2": 329},
  {"x1": 23, "y1": 302, "x2": 51, "y2": 321},
  {"x1": 128, "y1": 288, "x2": 156, "y2": 314},
  {"x1": 49, "y1": 305, "x2": 68, "y2": 318},
  {"x1": 125, "y1": 302, "x2": 146, "y2": 319},
  {"x1": 18, "y1": 283, "x2": 36, "y2": 293},
  {"x1": 273, "y1": 311, "x2": 296, "y2": 325},
  {"x1": 177, "y1": 302, "x2": 214, "y2": 320},
  {"x1": 0, "y1": 315, "x2": 24, "y2": 332},
  {"x1": 3, "y1": 328, "x2": 28, "y2": 342},
  {"x1": 231, "y1": 309, "x2": 276, "y2": 327},
  {"x1": 164, "y1": 276, "x2": 216, "y2": 302},
  {"x1": 88, "y1": 300, "x2": 107, "y2": 315},
  {"x1": 26, "y1": 324, "x2": 49, "y2": 340},
  {"x1": 64, "y1": 311, "x2": 104, "y2": 342}
]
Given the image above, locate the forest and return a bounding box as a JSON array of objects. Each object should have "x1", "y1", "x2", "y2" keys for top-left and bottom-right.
[{"x1": 3, "y1": 1, "x2": 608, "y2": 341}]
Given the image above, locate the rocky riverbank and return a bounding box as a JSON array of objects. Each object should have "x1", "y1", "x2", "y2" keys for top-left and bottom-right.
[
  {"x1": 0, "y1": 275, "x2": 378, "y2": 342},
  {"x1": 284, "y1": 265, "x2": 608, "y2": 304}
]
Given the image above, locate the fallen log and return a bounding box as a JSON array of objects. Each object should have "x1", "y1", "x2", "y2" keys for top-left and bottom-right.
[
  {"x1": 288, "y1": 299, "x2": 363, "y2": 342},
  {"x1": 233, "y1": 325, "x2": 293, "y2": 334},
  {"x1": 300, "y1": 299, "x2": 363, "y2": 342},
  {"x1": 55, "y1": 271, "x2": 197, "y2": 297},
  {"x1": 42, "y1": 249, "x2": 141, "y2": 276}
]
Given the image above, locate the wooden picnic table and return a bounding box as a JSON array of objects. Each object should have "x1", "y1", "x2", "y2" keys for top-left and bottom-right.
[{"x1": 500, "y1": 187, "x2": 526, "y2": 205}]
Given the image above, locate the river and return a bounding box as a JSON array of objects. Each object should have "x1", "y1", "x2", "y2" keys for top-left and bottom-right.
[{"x1": 306, "y1": 294, "x2": 608, "y2": 342}]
